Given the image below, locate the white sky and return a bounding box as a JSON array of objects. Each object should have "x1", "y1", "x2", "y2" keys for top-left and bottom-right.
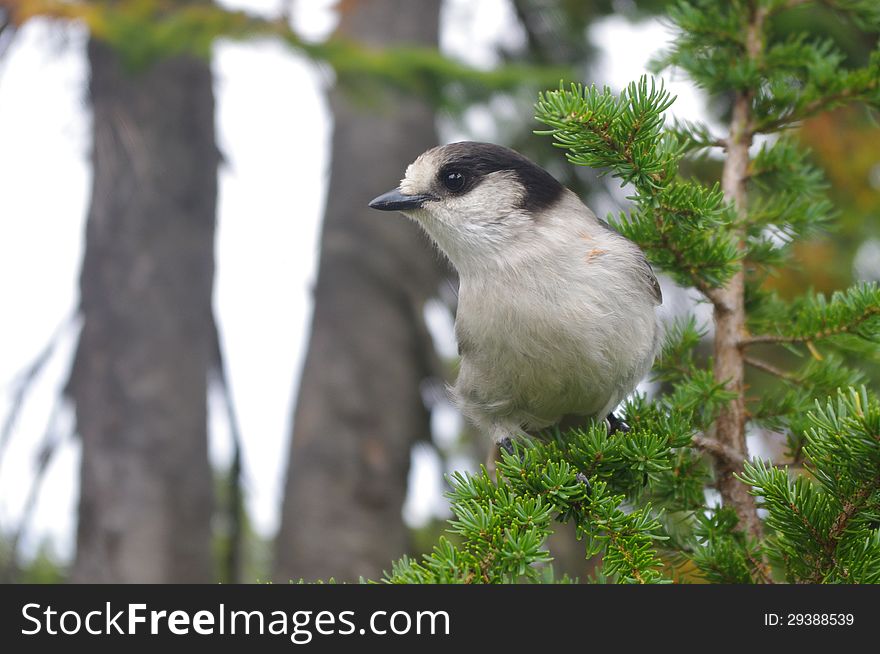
[{"x1": 0, "y1": 1, "x2": 710, "y2": 564}]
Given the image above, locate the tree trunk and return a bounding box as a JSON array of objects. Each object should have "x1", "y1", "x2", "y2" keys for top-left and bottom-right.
[
  {"x1": 710, "y1": 8, "x2": 766, "y2": 541},
  {"x1": 274, "y1": 0, "x2": 445, "y2": 582},
  {"x1": 69, "y1": 38, "x2": 217, "y2": 582}
]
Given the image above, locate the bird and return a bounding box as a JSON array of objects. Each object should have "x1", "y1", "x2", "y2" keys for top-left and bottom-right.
[{"x1": 369, "y1": 141, "x2": 662, "y2": 452}]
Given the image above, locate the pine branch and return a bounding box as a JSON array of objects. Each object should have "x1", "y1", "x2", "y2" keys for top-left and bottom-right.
[
  {"x1": 749, "y1": 354, "x2": 866, "y2": 460},
  {"x1": 383, "y1": 422, "x2": 677, "y2": 584},
  {"x1": 210, "y1": 318, "x2": 245, "y2": 585},
  {"x1": 739, "y1": 388, "x2": 880, "y2": 583},
  {"x1": 745, "y1": 138, "x2": 836, "y2": 250},
  {"x1": 383, "y1": 0, "x2": 880, "y2": 586},
  {"x1": 11, "y1": 0, "x2": 569, "y2": 109},
  {"x1": 0, "y1": 314, "x2": 73, "y2": 477},
  {"x1": 744, "y1": 283, "x2": 880, "y2": 347},
  {"x1": 667, "y1": 118, "x2": 728, "y2": 151},
  {"x1": 744, "y1": 356, "x2": 798, "y2": 382},
  {"x1": 651, "y1": 316, "x2": 706, "y2": 383},
  {"x1": 534, "y1": 78, "x2": 740, "y2": 296},
  {"x1": 751, "y1": 32, "x2": 880, "y2": 132},
  {"x1": 689, "y1": 508, "x2": 771, "y2": 583},
  {"x1": 2, "y1": 401, "x2": 69, "y2": 582},
  {"x1": 756, "y1": 81, "x2": 880, "y2": 133},
  {"x1": 691, "y1": 435, "x2": 744, "y2": 467},
  {"x1": 823, "y1": 470, "x2": 879, "y2": 545}
]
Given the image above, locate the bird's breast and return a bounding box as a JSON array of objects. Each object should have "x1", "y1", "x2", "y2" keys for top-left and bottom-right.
[{"x1": 455, "y1": 270, "x2": 658, "y2": 424}]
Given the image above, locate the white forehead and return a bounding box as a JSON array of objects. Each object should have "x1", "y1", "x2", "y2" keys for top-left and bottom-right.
[{"x1": 399, "y1": 147, "x2": 445, "y2": 195}]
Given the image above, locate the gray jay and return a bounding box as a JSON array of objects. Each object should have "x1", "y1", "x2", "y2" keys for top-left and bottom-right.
[{"x1": 369, "y1": 142, "x2": 662, "y2": 450}]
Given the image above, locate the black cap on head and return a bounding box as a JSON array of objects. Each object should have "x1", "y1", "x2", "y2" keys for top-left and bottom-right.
[{"x1": 435, "y1": 142, "x2": 565, "y2": 213}]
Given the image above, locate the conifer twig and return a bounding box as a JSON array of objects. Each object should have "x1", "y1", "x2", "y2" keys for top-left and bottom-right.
[
  {"x1": 743, "y1": 304, "x2": 880, "y2": 346},
  {"x1": 743, "y1": 547, "x2": 775, "y2": 585},
  {"x1": 806, "y1": 471, "x2": 880, "y2": 583},
  {"x1": 744, "y1": 356, "x2": 798, "y2": 382},
  {"x1": 756, "y1": 83, "x2": 879, "y2": 134},
  {"x1": 691, "y1": 434, "x2": 744, "y2": 467}
]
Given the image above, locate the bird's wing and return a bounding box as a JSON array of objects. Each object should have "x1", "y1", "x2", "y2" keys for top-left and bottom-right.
[
  {"x1": 640, "y1": 255, "x2": 663, "y2": 305},
  {"x1": 581, "y1": 203, "x2": 662, "y2": 304}
]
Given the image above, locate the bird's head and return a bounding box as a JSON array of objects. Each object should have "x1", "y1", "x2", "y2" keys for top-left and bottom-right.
[{"x1": 369, "y1": 141, "x2": 565, "y2": 272}]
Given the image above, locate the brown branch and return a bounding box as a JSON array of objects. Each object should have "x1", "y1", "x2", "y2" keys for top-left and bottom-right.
[
  {"x1": 211, "y1": 318, "x2": 244, "y2": 585},
  {"x1": 0, "y1": 314, "x2": 72, "y2": 478},
  {"x1": 778, "y1": 0, "x2": 813, "y2": 11},
  {"x1": 0, "y1": 10, "x2": 16, "y2": 61},
  {"x1": 692, "y1": 434, "x2": 744, "y2": 467},
  {"x1": 743, "y1": 333, "x2": 805, "y2": 345},
  {"x1": 678, "y1": 134, "x2": 730, "y2": 149},
  {"x1": 744, "y1": 356, "x2": 798, "y2": 382},
  {"x1": 2, "y1": 402, "x2": 67, "y2": 583},
  {"x1": 744, "y1": 546, "x2": 776, "y2": 585}
]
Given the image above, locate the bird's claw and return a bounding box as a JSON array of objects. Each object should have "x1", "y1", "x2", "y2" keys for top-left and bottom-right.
[
  {"x1": 575, "y1": 472, "x2": 592, "y2": 494},
  {"x1": 607, "y1": 413, "x2": 630, "y2": 434},
  {"x1": 498, "y1": 437, "x2": 530, "y2": 466}
]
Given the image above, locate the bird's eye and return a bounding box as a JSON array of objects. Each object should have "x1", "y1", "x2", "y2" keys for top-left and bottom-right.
[{"x1": 442, "y1": 171, "x2": 466, "y2": 193}]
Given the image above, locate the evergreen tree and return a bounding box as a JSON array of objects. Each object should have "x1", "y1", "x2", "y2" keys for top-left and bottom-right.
[{"x1": 383, "y1": 0, "x2": 880, "y2": 584}]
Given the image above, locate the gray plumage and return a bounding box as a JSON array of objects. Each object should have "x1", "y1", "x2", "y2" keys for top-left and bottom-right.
[{"x1": 370, "y1": 141, "x2": 662, "y2": 444}]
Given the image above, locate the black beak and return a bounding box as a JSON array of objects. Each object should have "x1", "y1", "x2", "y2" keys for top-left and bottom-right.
[{"x1": 368, "y1": 188, "x2": 436, "y2": 212}]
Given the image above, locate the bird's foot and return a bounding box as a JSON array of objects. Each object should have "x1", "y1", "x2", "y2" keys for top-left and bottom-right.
[
  {"x1": 497, "y1": 437, "x2": 530, "y2": 467},
  {"x1": 575, "y1": 472, "x2": 592, "y2": 494},
  {"x1": 606, "y1": 412, "x2": 630, "y2": 434}
]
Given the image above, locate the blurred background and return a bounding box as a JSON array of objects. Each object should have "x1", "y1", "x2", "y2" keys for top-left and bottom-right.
[{"x1": 0, "y1": 0, "x2": 877, "y2": 583}]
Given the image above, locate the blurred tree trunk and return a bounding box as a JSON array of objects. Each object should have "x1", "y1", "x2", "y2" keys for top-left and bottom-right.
[
  {"x1": 274, "y1": 0, "x2": 445, "y2": 582},
  {"x1": 68, "y1": 38, "x2": 217, "y2": 582}
]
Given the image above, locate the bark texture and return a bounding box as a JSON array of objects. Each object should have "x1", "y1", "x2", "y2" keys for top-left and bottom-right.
[
  {"x1": 69, "y1": 38, "x2": 218, "y2": 582},
  {"x1": 274, "y1": 0, "x2": 445, "y2": 582},
  {"x1": 709, "y1": 6, "x2": 768, "y2": 541}
]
